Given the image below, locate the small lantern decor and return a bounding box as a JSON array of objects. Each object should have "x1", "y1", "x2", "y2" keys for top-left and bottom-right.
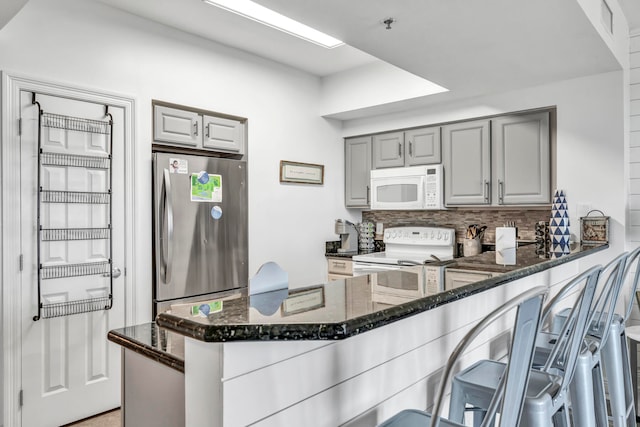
[{"x1": 580, "y1": 210, "x2": 609, "y2": 244}]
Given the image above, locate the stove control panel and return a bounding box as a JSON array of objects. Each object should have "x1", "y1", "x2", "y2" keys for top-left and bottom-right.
[{"x1": 383, "y1": 227, "x2": 455, "y2": 246}]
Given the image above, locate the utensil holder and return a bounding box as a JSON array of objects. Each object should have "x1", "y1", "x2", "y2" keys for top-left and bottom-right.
[{"x1": 463, "y1": 238, "x2": 481, "y2": 257}]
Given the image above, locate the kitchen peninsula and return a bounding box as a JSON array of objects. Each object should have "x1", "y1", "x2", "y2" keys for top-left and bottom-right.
[{"x1": 109, "y1": 243, "x2": 608, "y2": 427}]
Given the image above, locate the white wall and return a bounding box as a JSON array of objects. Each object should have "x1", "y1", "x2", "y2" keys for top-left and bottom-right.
[
  {"x1": 629, "y1": 32, "x2": 640, "y2": 244},
  {"x1": 320, "y1": 61, "x2": 447, "y2": 117},
  {"x1": 342, "y1": 70, "x2": 627, "y2": 256},
  {"x1": 0, "y1": 0, "x2": 357, "y2": 325}
]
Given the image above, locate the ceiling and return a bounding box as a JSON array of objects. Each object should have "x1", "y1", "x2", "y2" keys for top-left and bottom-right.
[
  {"x1": 3, "y1": 0, "x2": 634, "y2": 116},
  {"x1": 97, "y1": 0, "x2": 631, "y2": 104}
]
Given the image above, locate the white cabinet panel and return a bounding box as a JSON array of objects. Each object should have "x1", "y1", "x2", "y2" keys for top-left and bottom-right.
[{"x1": 153, "y1": 105, "x2": 200, "y2": 147}]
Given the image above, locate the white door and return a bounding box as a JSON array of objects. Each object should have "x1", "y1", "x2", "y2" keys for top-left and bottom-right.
[{"x1": 19, "y1": 91, "x2": 125, "y2": 426}]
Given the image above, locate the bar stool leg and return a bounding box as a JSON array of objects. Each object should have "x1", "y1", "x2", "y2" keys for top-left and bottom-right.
[
  {"x1": 602, "y1": 322, "x2": 628, "y2": 427},
  {"x1": 630, "y1": 335, "x2": 640, "y2": 423},
  {"x1": 569, "y1": 351, "x2": 598, "y2": 427}
]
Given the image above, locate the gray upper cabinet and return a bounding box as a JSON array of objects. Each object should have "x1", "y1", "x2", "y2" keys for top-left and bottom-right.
[
  {"x1": 202, "y1": 115, "x2": 244, "y2": 154},
  {"x1": 442, "y1": 119, "x2": 491, "y2": 205},
  {"x1": 154, "y1": 105, "x2": 201, "y2": 148},
  {"x1": 154, "y1": 103, "x2": 246, "y2": 155},
  {"x1": 345, "y1": 136, "x2": 372, "y2": 208},
  {"x1": 493, "y1": 112, "x2": 550, "y2": 205},
  {"x1": 405, "y1": 126, "x2": 441, "y2": 166},
  {"x1": 372, "y1": 128, "x2": 441, "y2": 169},
  {"x1": 372, "y1": 132, "x2": 405, "y2": 169}
]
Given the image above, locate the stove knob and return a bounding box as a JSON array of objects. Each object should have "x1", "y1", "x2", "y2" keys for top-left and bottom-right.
[
  {"x1": 430, "y1": 231, "x2": 435, "y2": 239},
  {"x1": 444, "y1": 233, "x2": 449, "y2": 241},
  {"x1": 391, "y1": 232, "x2": 397, "y2": 238},
  {"x1": 385, "y1": 232, "x2": 390, "y2": 239},
  {"x1": 437, "y1": 232, "x2": 442, "y2": 240}
]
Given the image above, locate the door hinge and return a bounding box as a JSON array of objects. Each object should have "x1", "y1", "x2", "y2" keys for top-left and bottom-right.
[
  {"x1": 19, "y1": 254, "x2": 23, "y2": 271},
  {"x1": 18, "y1": 118, "x2": 22, "y2": 136},
  {"x1": 19, "y1": 389, "x2": 23, "y2": 407}
]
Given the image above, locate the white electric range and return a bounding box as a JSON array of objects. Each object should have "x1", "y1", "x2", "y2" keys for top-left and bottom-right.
[{"x1": 352, "y1": 226, "x2": 456, "y2": 300}]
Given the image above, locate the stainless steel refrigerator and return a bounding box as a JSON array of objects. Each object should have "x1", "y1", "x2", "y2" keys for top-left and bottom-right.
[{"x1": 152, "y1": 151, "x2": 248, "y2": 316}]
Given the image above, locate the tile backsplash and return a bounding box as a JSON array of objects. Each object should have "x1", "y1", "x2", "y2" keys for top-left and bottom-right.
[{"x1": 362, "y1": 208, "x2": 551, "y2": 245}]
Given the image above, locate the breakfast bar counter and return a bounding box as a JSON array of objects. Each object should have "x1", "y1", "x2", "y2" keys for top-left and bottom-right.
[
  {"x1": 153, "y1": 243, "x2": 607, "y2": 343},
  {"x1": 109, "y1": 243, "x2": 608, "y2": 427}
]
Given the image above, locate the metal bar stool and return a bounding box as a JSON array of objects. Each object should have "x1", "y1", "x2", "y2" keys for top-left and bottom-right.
[
  {"x1": 599, "y1": 247, "x2": 640, "y2": 427},
  {"x1": 549, "y1": 251, "x2": 634, "y2": 427},
  {"x1": 625, "y1": 292, "x2": 640, "y2": 424},
  {"x1": 447, "y1": 265, "x2": 602, "y2": 427},
  {"x1": 377, "y1": 286, "x2": 548, "y2": 427}
]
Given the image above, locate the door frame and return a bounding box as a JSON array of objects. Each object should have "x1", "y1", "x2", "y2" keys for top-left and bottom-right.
[{"x1": 1, "y1": 71, "x2": 137, "y2": 427}]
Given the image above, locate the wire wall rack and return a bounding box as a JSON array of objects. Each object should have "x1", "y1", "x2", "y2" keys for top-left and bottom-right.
[
  {"x1": 40, "y1": 227, "x2": 111, "y2": 241},
  {"x1": 41, "y1": 261, "x2": 112, "y2": 280},
  {"x1": 40, "y1": 151, "x2": 111, "y2": 169},
  {"x1": 40, "y1": 296, "x2": 113, "y2": 319},
  {"x1": 40, "y1": 190, "x2": 111, "y2": 204},
  {"x1": 33, "y1": 93, "x2": 115, "y2": 321},
  {"x1": 41, "y1": 112, "x2": 111, "y2": 134}
]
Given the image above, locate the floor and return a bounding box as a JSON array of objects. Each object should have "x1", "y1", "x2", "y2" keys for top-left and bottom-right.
[{"x1": 62, "y1": 409, "x2": 121, "y2": 427}]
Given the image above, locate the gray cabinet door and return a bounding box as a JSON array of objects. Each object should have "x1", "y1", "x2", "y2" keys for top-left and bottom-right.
[
  {"x1": 345, "y1": 136, "x2": 372, "y2": 207},
  {"x1": 494, "y1": 112, "x2": 550, "y2": 205},
  {"x1": 443, "y1": 120, "x2": 491, "y2": 205},
  {"x1": 202, "y1": 115, "x2": 245, "y2": 154},
  {"x1": 405, "y1": 126, "x2": 441, "y2": 166},
  {"x1": 372, "y1": 132, "x2": 405, "y2": 169},
  {"x1": 154, "y1": 105, "x2": 201, "y2": 147}
]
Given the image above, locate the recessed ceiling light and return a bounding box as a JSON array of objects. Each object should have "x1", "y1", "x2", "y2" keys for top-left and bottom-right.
[{"x1": 203, "y1": 0, "x2": 344, "y2": 49}]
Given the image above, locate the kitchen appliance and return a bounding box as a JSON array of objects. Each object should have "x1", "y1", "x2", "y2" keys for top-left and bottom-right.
[
  {"x1": 335, "y1": 219, "x2": 358, "y2": 254},
  {"x1": 370, "y1": 164, "x2": 444, "y2": 210},
  {"x1": 152, "y1": 152, "x2": 248, "y2": 316},
  {"x1": 352, "y1": 226, "x2": 455, "y2": 300}
]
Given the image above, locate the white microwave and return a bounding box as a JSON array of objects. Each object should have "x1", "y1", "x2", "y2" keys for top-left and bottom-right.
[{"x1": 370, "y1": 164, "x2": 444, "y2": 210}]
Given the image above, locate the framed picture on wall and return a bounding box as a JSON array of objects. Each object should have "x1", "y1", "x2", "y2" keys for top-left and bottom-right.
[{"x1": 279, "y1": 160, "x2": 324, "y2": 185}]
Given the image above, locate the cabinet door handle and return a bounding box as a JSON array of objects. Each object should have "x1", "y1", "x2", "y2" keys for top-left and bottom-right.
[
  {"x1": 498, "y1": 180, "x2": 504, "y2": 204},
  {"x1": 409, "y1": 141, "x2": 413, "y2": 157},
  {"x1": 366, "y1": 185, "x2": 370, "y2": 205},
  {"x1": 483, "y1": 180, "x2": 489, "y2": 203},
  {"x1": 193, "y1": 121, "x2": 198, "y2": 137},
  {"x1": 333, "y1": 262, "x2": 347, "y2": 268},
  {"x1": 204, "y1": 123, "x2": 209, "y2": 138},
  {"x1": 398, "y1": 143, "x2": 402, "y2": 157}
]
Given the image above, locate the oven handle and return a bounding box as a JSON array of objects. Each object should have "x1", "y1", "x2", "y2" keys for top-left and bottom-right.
[{"x1": 397, "y1": 260, "x2": 423, "y2": 266}]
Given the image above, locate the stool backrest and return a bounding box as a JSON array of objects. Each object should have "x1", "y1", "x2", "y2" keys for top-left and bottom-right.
[
  {"x1": 586, "y1": 252, "x2": 629, "y2": 348},
  {"x1": 429, "y1": 286, "x2": 548, "y2": 427},
  {"x1": 541, "y1": 265, "x2": 602, "y2": 392},
  {"x1": 622, "y1": 247, "x2": 640, "y2": 322}
]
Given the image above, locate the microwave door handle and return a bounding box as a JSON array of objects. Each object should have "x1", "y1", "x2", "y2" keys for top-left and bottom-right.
[{"x1": 162, "y1": 168, "x2": 174, "y2": 283}]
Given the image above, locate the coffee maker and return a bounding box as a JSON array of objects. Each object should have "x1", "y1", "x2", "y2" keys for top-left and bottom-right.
[{"x1": 335, "y1": 219, "x2": 358, "y2": 254}]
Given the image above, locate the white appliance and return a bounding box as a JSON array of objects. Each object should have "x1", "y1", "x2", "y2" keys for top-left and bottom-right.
[
  {"x1": 352, "y1": 226, "x2": 456, "y2": 300},
  {"x1": 370, "y1": 164, "x2": 444, "y2": 210}
]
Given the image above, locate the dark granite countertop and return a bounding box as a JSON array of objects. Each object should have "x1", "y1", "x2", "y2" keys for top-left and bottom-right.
[
  {"x1": 154, "y1": 243, "x2": 608, "y2": 343},
  {"x1": 108, "y1": 322, "x2": 185, "y2": 372}
]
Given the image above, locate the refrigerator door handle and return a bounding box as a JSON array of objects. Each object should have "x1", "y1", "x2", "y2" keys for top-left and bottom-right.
[{"x1": 161, "y1": 168, "x2": 174, "y2": 284}]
